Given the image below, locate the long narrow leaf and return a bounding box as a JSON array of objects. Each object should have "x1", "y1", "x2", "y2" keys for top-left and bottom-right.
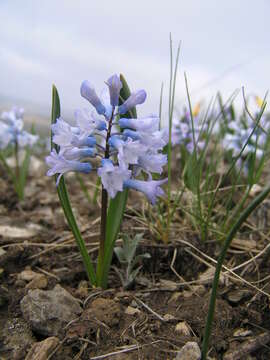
[
  {"x1": 51, "y1": 85, "x2": 96, "y2": 286},
  {"x1": 18, "y1": 147, "x2": 31, "y2": 200}
]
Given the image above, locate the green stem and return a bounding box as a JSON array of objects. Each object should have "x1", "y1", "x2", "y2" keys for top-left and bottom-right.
[
  {"x1": 96, "y1": 107, "x2": 114, "y2": 287},
  {"x1": 202, "y1": 184, "x2": 270, "y2": 359}
]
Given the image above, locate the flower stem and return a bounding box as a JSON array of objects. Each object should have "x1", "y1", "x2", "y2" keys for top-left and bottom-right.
[
  {"x1": 96, "y1": 108, "x2": 115, "y2": 287},
  {"x1": 99, "y1": 186, "x2": 108, "y2": 268}
]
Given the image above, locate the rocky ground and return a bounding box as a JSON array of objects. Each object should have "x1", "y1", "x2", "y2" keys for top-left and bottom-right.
[{"x1": 0, "y1": 157, "x2": 270, "y2": 359}]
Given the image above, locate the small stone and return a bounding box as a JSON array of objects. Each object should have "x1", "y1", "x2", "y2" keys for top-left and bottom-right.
[
  {"x1": 20, "y1": 284, "x2": 82, "y2": 336},
  {"x1": 0, "y1": 225, "x2": 39, "y2": 240},
  {"x1": 163, "y1": 313, "x2": 175, "y2": 322},
  {"x1": 250, "y1": 184, "x2": 262, "y2": 196},
  {"x1": 174, "y1": 341, "x2": 201, "y2": 360},
  {"x1": 125, "y1": 306, "x2": 141, "y2": 315},
  {"x1": 226, "y1": 289, "x2": 251, "y2": 304},
  {"x1": 19, "y1": 269, "x2": 38, "y2": 281},
  {"x1": 25, "y1": 337, "x2": 59, "y2": 360},
  {"x1": 26, "y1": 274, "x2": 48, "y2": 290},
  {"x1": 175, "y1": 321, "x2": 191, "y2": 336},
  {"x1": 233, "y1": 328, "x2": 252, "y2": 337},
  {"x1": 198, "y1": 267, "x2": 228, "y2": 286}
]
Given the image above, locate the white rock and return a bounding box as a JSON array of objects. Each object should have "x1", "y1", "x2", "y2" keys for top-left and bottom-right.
[
  {"x1": 0, "y1": 225, "x2": 38, "y2": 239},
  {"x1": 25, "y1": 337, "x2": 59, "y2": 360},
  {"x1": 163, "y1": 313, "x2": 175, "y2": 322},
  {"x1": 174, "y1": 342, "x2": 201, "y2": 360},
  {"x1": 19, "y1": 269, "x2": 38, "y2": 281},
  {"x1": 125, "y1": 306, "x2": 141, "y2": 315},
  {"x1": 175, "y1": 321, "x2": 191, "y2": 336}
]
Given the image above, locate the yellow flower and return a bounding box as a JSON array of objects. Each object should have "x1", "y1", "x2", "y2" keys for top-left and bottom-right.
[
  {"x1": 255, "y1": 96, "x2": 263, "y2": 108},
  {"x1": 192, "y1": 102, "x2": 201, "y2": 117}
]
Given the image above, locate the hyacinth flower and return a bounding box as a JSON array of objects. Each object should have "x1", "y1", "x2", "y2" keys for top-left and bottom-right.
[
  {"x1": 0, "y1": 106, "x2": 39, "y2": 200},
  {"x1": 46, "y1": 74, "x2": 168, "y2": 288},
  {"x1": 171, "y1": 103, "x2": 206, "y2": 153},
  {"x1": 221, "y1": 99, "x2": 270, "y2": 176}
]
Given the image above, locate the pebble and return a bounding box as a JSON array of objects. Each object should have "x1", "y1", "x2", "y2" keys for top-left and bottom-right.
[
  {"x1": 25, "y1": 336, "x2": 59, "y2": 360},
  {"x1": 174, "y1": 341, "x2": 201, "y2": 360},
  {"x1": 125, "y1": 305, "x2": 141, "y2": 315},
  {"x1": 163, "y1": 313, "x2": 175, "y2": 322},
  {"x1": 20, "y1": 284, "x2": 82, "y2": 336},
  {"x1": 226, "y1": 289, "x2": 251, "y2": 304},
  {"x1": 19, "y1": 269, "x2": 38, "y2": 281},
  {"x1": 175, "y1": 321, "x2": 191, "y2": 336},
  {"x1": 26, "y1": 274, "x2": 48, "y2": 290},
  {"x1": 0, "y1": 224, "x2": 39, "y2": 240}
]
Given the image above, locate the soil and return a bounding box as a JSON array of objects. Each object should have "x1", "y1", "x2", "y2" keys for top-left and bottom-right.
[{"x1": 1, "y1": 166, "x2": 270, "y2": 359}]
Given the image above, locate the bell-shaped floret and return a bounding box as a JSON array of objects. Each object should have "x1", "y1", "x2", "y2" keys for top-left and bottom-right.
[
  {"x1": 138, "y1": 152, "x2": 167, "y2": 174},
  {"x1": 59, "y1": 147, "x2": 96, "y2": 161},
  {"x1": 74, "y1": 109, "x2": 107, "y2": 133},
  {"x1": 52, "y1": 118, "x2": 96, "y2": 148},
  {"x1": 118, "y1": 90, "x2": 146, "y2": 114},
  {"x1": 46, "y1": 149, "x2": 92, "y2": 185},
  {"x1": 109, "y1": 135, "x2": 146, "y2": 166},
  {"x1": 107, "y1": 74, "x2": 122, "y2": 106},
  {"x1": 123, "y1": 127, "x2": 168, "y2": 150},
  {"x1": 80, "y1": 80, "x2": 106, "y2": 116},
  {"x1": 118, "y1": 115, "x2": 159, "y2": 132},
  {"x1": 124, "y1": 177, "x2": 168, "y2": 204},
  {"x1": 97, "y1": 159, "x2": 131, "y2": 198}
]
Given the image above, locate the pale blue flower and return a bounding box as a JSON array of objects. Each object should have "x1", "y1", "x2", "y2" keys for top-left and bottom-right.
[
  {"x1": 124, "y1": 177, "x2": 168, "y2": 204},
  {"x1": 109, "y1": 135, "x2": 146, "y2": 167},
  {"x1": 97, "y1": 159, "x2": 131, "y2": 198},
  {"x1": 47, "y1": 74, "x2": 168, "y2": 204},
  {"x1": 46, "y1": 149, "x2": 92, "y2": 185},
  {"x1": 0, "y1": 122, "x2": 13, "y2": 149},
  {"x1": 80, "y1": 80, "x2": 106, "y2": 115},
  {"x1": 107, "y1": 74, "x2": 122, "y2": 106},
  {"x1": 0, "y1": 106, "x2": 38, "y2": 149},
  {"x1": 17, "y1": 132, "x2": 39, "y2": 147},
  {"x1": 138, "y1": 152, "x2": 167, "y2": 174},
  {"x1": 52, "y1": 118, "x2": 96, "y2": 148},
  {"x1": 119, "y1": 115, "x2": 159, "y2": 133},
  {"x1": 118, "y1": 90, "x2": 147, "y2": 114},
  {"x1": 123, "y1": 128, "x2": 168, "y2": 150},
  {"x1": 74, "y1": 109, "x2": 107, "y2": 132},
  {"x1": 59, "y1": 147, "x2": 96, "y2": 161}
]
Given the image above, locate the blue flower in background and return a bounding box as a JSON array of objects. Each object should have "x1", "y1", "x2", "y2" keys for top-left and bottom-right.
[{"x1": 0, "y1": 106, "x2": 39, "y2": 149}]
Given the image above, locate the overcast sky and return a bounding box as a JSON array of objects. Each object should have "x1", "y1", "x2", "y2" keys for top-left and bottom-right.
[{"x1": 0, "y1": 0, "x2": 269, "y2": 121}]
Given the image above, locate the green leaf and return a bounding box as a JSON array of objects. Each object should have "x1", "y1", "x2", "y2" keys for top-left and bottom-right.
[{"x1": 51, "y1": 85, "x2": 96, "y2": 286}]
